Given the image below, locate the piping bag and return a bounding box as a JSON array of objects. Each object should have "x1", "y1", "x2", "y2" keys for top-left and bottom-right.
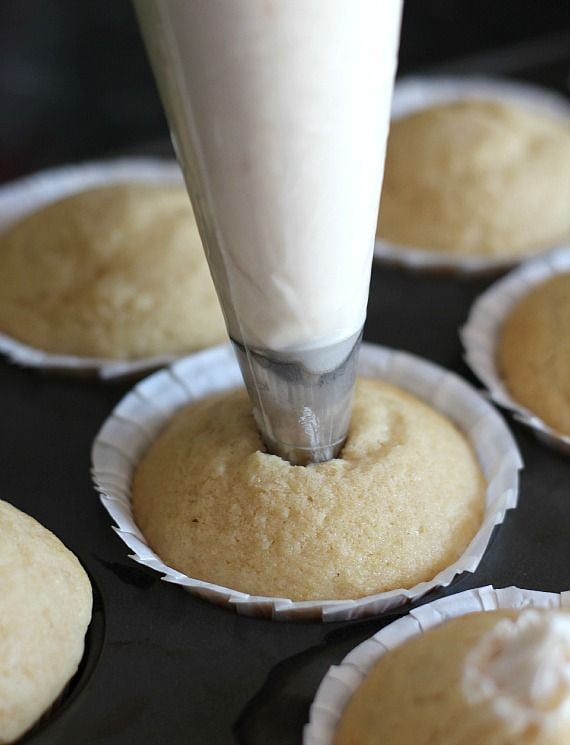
[{"x1": 135, "y1": 0, "x2": 402, "y2": 465}]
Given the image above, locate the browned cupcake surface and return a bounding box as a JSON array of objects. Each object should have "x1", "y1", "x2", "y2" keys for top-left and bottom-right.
[
  {"x1": 334, "y1": 608, "x2": 570, "y2": 745},
  {"x1": 0, "y1": 183, "x2": 226, "y2": 359},
  {"x1": 498, "y1": 273, "x2": 570, "y2": 436},
  {"x1": 378, "y1": 100, "x2": 570, "y2": 258},
  {"x1": 132, "y1": 378, "x2": 484, "y2": 601}
]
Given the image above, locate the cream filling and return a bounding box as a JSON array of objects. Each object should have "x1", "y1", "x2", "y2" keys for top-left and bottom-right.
[
  {"x1": 135, "y1": 0, "x2": 402, "y2": 355},
  {"x1": 463, "y1": 609, "x2": 570, "y2": 736}
]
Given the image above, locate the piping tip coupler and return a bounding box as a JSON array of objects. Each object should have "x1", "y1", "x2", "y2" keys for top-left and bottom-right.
[{"x1": 231, "y1": 330, "x2": 362, "y2": 466}]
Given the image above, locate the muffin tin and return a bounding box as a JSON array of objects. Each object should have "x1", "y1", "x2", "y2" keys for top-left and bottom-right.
[
  {"x1": 2, "y1": 257, "x2": 568, "y2": 745},
  {"x1": 2, "y1": 70, "x2": 570, "y2": 745}
]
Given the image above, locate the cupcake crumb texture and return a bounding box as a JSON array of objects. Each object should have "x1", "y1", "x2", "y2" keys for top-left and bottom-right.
[
  {"x1": 378, "y1": 100, "x2": 570, "y2": 258},
  {"x1": 132, "y1": 378, "x2": 485, "y2": 601},
  {"x1": 498, "y1": 273, "x2": 570, "y2": 436},
  {"x1": 0, "y1": 183, "x2": 227, "y2": 359},
  {"x1": 0, "y1": 500, "x2": 92, "y2": 744},
  {"x1": 334, "y1": 609, "x2": 570, "y2": 745}
]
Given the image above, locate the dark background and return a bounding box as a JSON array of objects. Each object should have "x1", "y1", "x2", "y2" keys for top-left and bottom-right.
[
  {"x1": 1, "y1": 0, "x2": 569, "y2": 183},
  {"x1": 1, "y1": 2, "x2": 570, "y2": 745}
]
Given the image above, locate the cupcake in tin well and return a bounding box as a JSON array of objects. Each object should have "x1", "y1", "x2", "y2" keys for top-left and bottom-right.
[
  {"x1": 93, "y1": 343, "x2": 521, "y2": 620},
  {"x1": 497, "y1": 273, "x2": 570, "y2": 438},
  {"x1": 0, "y1": 499, "x2": 92, "y2": 743},
  {"x1": 0, "y1": 179, "x2": 226, "y2": 371},
  {"x1": 462, "y1": 247, "x2": 570, "y2": 453},
  {"x1": 375, "y1": 79, "x2": 570, "y2": 271},
  {"x1": 132, "y1": 377, "x2": 485, "y2": 602},
  {"x1": 335, "y1": 608, "x2": 570, "y2": 745},
  {"x1": 306, "y1": 587, "x2": 570, "y2": 745}
]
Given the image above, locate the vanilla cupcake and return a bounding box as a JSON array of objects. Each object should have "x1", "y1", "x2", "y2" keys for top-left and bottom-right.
[
  {"x1": 334, "y1": 608, "x2": 570, "y2": 745},
  {"x1": 0, "y1": 500, "x2": 92, "y2": 743},
  {"x1": 132, "y1": 377, "x2": 485, "y2": 601},
  {"x1": 377, "y1": 100, "x2": 570, "y2": 260},
  {"x1": 497, "y1": 273, "x2": 570, "y2": 437},
  {"x1": 0, "y1": 183, "x2": 226, "y2": 360}
]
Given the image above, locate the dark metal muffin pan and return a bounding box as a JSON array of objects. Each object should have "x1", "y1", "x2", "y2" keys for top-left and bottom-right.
[{"x1": 2, "y1": 76, "x2": 570, "y2": 745}]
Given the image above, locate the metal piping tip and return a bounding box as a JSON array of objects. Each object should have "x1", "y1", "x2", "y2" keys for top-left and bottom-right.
[{"x1": 231, "y1": 330, "x2": 362, "y2": 466}]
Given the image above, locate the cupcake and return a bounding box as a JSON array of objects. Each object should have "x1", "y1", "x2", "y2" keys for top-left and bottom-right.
[
  {"x1": 333, "y1": 607, "x2": 570, "y2": 745},
  {"x1": 462, "y1": 248, "x2": 570, "y2": 453},
  {"x1": 131, "y1": 377, "x2": 485, "y2": 601},
  {"x1": 0, "y1": 182, "x2": 226, "y2": 361},
  {"x1": 0, "y1": 499, "x2": 92, "y2": 743},
  {"x1": 94, "y1": 343, "x2": 521, "y2": 619},
  {"x1": 377, "y1": 99, "x2": 570, "y2": 261},
  {"x1": 497, "y1": 273, "x2": 570, "y2": 437}
]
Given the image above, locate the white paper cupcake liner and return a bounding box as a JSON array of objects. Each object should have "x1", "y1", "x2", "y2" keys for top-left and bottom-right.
[
  {"x1": 461, "y1": 246, "x2": 570, "y2": 456},
  {"x1": 374, "y1": 75, "x2": 570, "y2": 274},
  {"x1": 0, "y1": 157, "x2": 187, "y2": 380},
  {"x1": 304, "y1": 585, "x2": 570, "y2": 745},
  {"x1": 91, "y1": 341, "x2": 522, "y2": 622}
]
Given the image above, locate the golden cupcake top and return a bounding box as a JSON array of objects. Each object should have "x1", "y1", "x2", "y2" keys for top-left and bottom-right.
[
  {"x1": 0, "y1": 499, "x2": 92, "y2": 744},
  {"x1": 334, "y1": 608, "x2": 570, "y2": 745},
  {"x1": 498, "y1": 273, "x2": 570, "y2": 436},
  {"x1": 0, "y1": 183, "x2": 227, "y2": 359},
  {"x1": 132, "y1": 377, "x2": 484, "y2": 601},
  {"x1": 377, "y1": 100, "x2": 570, "y2": 258}
]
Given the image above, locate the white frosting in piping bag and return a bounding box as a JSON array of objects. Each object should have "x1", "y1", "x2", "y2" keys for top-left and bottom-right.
[{"x1": 134, "y1": 0, "x2": 402, "y2": 356}]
